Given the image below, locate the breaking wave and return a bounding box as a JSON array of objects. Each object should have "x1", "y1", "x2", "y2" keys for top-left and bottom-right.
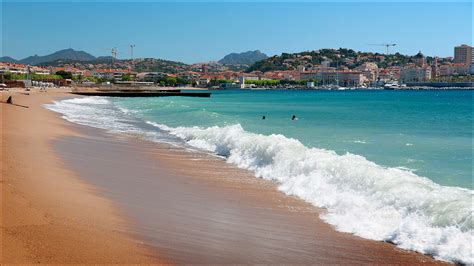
[
  {"x1": 45, "y1": 97, "x2": 473, "y2": 264},
  {"x1": 148, "y1": 122, "x2": 473, "y2": 264}
]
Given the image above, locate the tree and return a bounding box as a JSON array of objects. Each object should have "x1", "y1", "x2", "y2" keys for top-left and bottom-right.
[
  {"x1": 55, "y1": 70, "x2": 73, "y2": 79},
  {"x1": 121, "y1": 74, "x2": 132, "y2": 81},
  {"x1": 176, "y1": 77, "x2": 190, "y2": 85},
  {"x1": 163, "y1": 76, "x2": 177, "y2": 86}
]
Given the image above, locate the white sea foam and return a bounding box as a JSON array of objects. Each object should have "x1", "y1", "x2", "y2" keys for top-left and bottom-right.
[
  {"x1": 147, "y1": 122, "x2": 473, "y2": 264},
  {"x1": 60, "y1": 97, "x2": 110, "y2": 105},
  {"x1": 45, "y1": 98, "x2": 473, "y2": 264},
  {"x1": 45, "y1": 97, "x2": 135, "y2": 132},
  {"x1": 44, "y1": 97, "x2": 182, "y2": 146}
]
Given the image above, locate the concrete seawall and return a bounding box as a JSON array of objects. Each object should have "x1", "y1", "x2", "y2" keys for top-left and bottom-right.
[{"x1": 405, "y1": 82, "x2": 474, "y2": 88}]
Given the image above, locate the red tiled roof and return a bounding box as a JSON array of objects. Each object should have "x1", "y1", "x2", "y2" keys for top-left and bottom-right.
[{"x1": 95, "y1": 69, "x2": 131, "y2": 73}]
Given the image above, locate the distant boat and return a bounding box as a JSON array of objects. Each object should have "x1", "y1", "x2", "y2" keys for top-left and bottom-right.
[
  {"x1": 327, "y1": 84, "x2": 346, "y2": 90},
  {"x1": 384, "y1": 82, "x2": 399, "y2": 90}
]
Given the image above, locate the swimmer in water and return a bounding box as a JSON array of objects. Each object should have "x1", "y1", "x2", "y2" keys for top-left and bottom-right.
[
  {"x1": 262, "y1": 115, "x2": 266, "y2": 120},
  {"x1": 292, "y1": 115, "x2": 297, "y2": 120}
]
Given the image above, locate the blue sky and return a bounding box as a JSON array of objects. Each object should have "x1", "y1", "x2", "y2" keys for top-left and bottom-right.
[{"x1": 1, "y1": 1, "x2": 472, "y2": 63}]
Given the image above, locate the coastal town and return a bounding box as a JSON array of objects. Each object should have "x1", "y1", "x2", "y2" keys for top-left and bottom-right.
[
  {"x1": 2, "y1": 1, "x2": 473, "y2": 265},
  {"x1": 1, "y1": 44, "x2": 473, "y2": 90}
]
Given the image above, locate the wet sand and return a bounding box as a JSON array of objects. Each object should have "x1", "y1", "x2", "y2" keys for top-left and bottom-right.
[
  {"x1": 1, "y1": 89, "x2": 163, "y2": 263},
  {"x1": 51, "y1": 94, "x2": 445, "y2": 264},
  {"x1": 2, "y1": 89, "x2": 446, "y2": 264}
]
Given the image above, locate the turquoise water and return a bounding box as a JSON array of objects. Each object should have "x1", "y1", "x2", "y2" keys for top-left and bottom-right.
[
  {"x1": 46, "y1": 90, "x2": 473, "y2": 263},
  {"x1": 114, "y1": 90, "x2": 473, "y2": 189}
]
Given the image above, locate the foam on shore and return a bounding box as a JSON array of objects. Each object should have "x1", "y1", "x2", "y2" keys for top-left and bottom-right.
[
  {"x1": 149, "y1": 122, "x2": 473, "y2": 264},
  {"x1": 45, "y1": 97, "x2": 473, "y2": 264}
]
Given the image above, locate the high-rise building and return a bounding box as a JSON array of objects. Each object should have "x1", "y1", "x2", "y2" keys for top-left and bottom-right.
[{"x1": 454, "y1": 44, "x2": 473, "y2": 66}]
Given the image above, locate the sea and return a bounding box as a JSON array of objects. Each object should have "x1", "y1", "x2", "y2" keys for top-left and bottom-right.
[{"x1": 45, "y1": 89, "x2": 473, "y2": 264}]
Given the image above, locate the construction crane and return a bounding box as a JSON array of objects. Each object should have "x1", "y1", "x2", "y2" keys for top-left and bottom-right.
[{"x1": 368, "y1": 43, "x2": 397, "y2": 54}]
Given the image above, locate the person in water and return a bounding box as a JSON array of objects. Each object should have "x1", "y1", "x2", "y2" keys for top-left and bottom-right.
[
  {"x1": 292, "y1": 115, "x2": 297, "y2": 120},
  {"x1": 262, "y1": 115, "x2": 266, "y2": 120}
]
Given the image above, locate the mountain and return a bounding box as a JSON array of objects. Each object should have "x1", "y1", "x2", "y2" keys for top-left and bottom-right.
[
  {"x1": 18, "y1": 49, "x2": 96, "y2": 65},
  {"x1": 0, "y1": 56, "x2": 18, "y2": 63},
  {"x1": 218, "y1": 50, "x2": 268, "y2": 65},
  {"x1": 1, "y1": 49, "x2": 97, "y2": 65}
]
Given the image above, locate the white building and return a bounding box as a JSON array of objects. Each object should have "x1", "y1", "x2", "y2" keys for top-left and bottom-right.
[
  {"x1": 400, "y1": 66, "x2": 431, "y2": 83},
  {"x1": 0, "y1": 63, "x2": 28, "y2": 74},
  {"x1": 321, "y1": 59, "x2": 332, "y2": 67},
  {"x1": 300, "y1": 71, "x2": 367, "y2": 87},
  {"x1": 136, "y1": 72, "x2": 167, "y2": 81},
  {"x1": 31, "y1": 67, "x2": 51, "y2": 75},
  {"x1": 355, "y1": 62, "x2": 379, "y2": 81},
  {"x1": 220, "y1": 83, "x2": 244, "y2": 89},
  {"x1": 197, "y1": 78, "x2": 210, "y2": 87},
  {"x1": 439, "y1": 64, "x2": 469, "y2": 76},
  {"x1": 93, "y1": 69, "x2": 131, "y2": 80},
  {"x1": 238, "y1": 75, "x2": 259, "y2": 84}
]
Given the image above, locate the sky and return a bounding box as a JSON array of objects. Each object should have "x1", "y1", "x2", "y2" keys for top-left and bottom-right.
[{"x1": 1, "y1": 1, "x2": 472, "y2": 63}]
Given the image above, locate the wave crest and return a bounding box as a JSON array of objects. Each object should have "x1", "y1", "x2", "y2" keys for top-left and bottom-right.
[
  {"x1": 148, "y1": 122, "x2": 473, "y2": 264},
  {"x1": 43, "y1": 97, "x2": 473, "y2": 264}
]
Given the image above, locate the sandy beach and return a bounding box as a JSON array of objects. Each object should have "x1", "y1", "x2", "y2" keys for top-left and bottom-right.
[
  {"x1": 1, "y1": 89, "x2": 163, "y2": 264},
  {"x1": 1, "y1": 89, "x2": 447, "y2": 264}
]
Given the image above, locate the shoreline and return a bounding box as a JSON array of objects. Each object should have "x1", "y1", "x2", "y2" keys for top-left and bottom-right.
[
  {"x1": 2, "y1": 89, "x2": 448, "y2": 264},
  {"x1": 1, "y1": 89, "x2": 164, "y2": 263}
]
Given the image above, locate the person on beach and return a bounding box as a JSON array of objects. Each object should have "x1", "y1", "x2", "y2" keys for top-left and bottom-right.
[{"x1": 7, "y1": 96, "x2": 12, "y2": 104}]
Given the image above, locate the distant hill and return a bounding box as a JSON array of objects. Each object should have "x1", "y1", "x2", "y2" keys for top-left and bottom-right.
[
  {"x1": 1, "y1": 49, "x2": 191, "y2": 73},
  {"x1": 0, "y1": 56, "x2": 18, "y2": 63},
  {"x1": 1, "y1": 48, "x2": 97, "y2": 65},
  {"x1": 218, "y1": 50, "x2": 268, "y2": 65},
  {"x1": 245, "y1": 48, "x2": 441, "y2": 73},
  {"x1": 39, "y1": 56, "x2": 116, "y2": 67},
  {"x1": 39, "y1": 57, "x2": 193, "y2": 74},
  {"x1": 133, "y1": 58, "x2": 192, "y2": 74},
  {"x1": 19, "y1": 49, "x2": 96, "y2": 65}
]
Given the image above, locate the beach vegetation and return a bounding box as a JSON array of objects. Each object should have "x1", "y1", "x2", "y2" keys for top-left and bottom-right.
[
  {"x1": 31, "y1": 74, "x2": 63, "y2": 80},
  {"x1": 244, "y1": 79, "x2": 280, "y2": 86},
  {"x1": 55, "y1": 70, "x2": 73, "y2": 79},
  {"x1": 3, "y1": 71, "x2": 62, "y2": 80},
  {"x1": 121, "y1": 73, "x2": 132, "y2": 81},
  {"x1": 176, "y1": 77, "x2": 191, "y2": 85},
  {"x1": 154, "y1": 75, "x2": 178, "y2": 86},
  {"x1": 3, "y1": 71, "x2": 26, "y2": 80}
]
